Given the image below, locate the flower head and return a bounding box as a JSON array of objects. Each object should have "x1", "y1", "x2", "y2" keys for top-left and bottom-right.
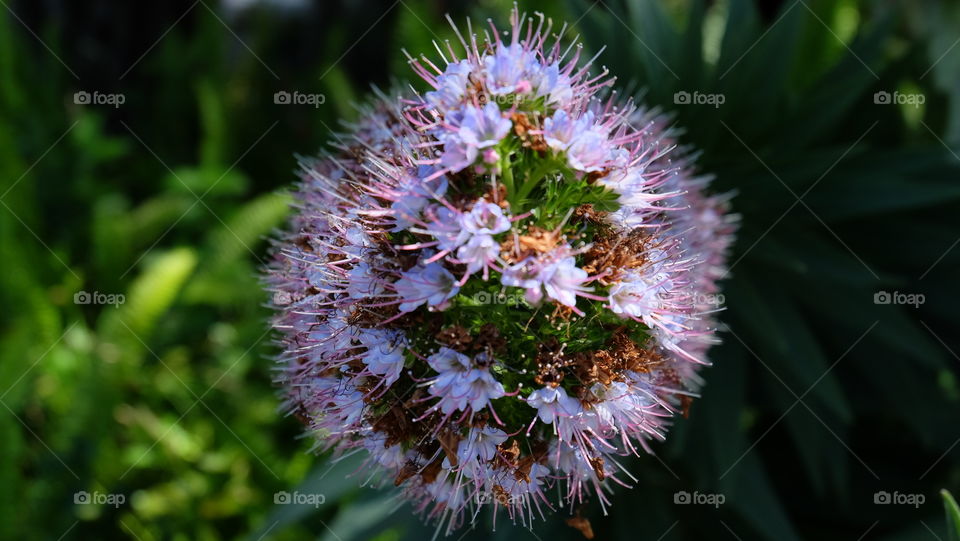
[{"x1": 266, "y1": 6, "x2": 737, "y2": 536}]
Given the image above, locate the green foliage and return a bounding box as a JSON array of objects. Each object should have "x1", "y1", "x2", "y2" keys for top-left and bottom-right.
[
  {"x1": 568, "y1": 0, "x2": 960, "y2": 539},
  {"x1": 945, "y1": 490, "x2": 960, "y2": 541}
]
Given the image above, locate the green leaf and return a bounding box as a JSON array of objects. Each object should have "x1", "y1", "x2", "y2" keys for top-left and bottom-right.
[
  {"x1": 943, "y1": 490, "x2": 960, "y2": 541},
  {"x1": 318, "y1": 492, "x2": 400, "y2": 541},
  {"x1": 100, "y1": 247, "x2": 198, "y2": 346},
  {"x1": 247, "y1": 452, "x2": 367, "y2": 540},
  {"x1": 777, "y1": 9, "x2": 894, "y2": 149}
]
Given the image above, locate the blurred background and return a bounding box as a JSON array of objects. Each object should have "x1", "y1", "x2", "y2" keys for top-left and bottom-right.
[{"x1": 2, "y1": 0, "x2": 960, "y2": 539}]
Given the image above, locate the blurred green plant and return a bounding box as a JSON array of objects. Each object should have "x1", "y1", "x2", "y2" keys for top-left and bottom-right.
[
  {"x1": 945, "y1": 490, "x2": 960, "y2": 540},
  {"x1": 567, "y1": 0, "x2": 960, "y2": 539}
]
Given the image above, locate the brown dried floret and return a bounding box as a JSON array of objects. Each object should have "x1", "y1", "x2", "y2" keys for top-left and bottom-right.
[
  {"x1": 614, "y1": 332, "x2": 666, "y2": 374},
  {"x1": 435, "y1": 325, "x2": 473, "y2": 351},
  {"x1": 394, "y1": 461, "x2": 419, "y2": 486},
  {"x1": 681, "y1": 394, "x2": 693, "y2": 419},
  {"x1": 572, "y1": 203, "x2": 609, "y2": 227},
  {"x1": 437, "y1": 429, "x2": 462, "y2": 468},
  {"x1": 294, "y1": 234, "x2": 314, "y2": 252},
  {"x1": 394, "y1": 250, "x2": 420, "y2": 271},
  {"x1": 447, "y1": 166, "x2": 481, "y2": 197},
  {"x1": 494, "y1": 439, "x2": 521, "y2": 470},
  {"x1": 399, "y1": 388, "x2": 439, "y2": 432},
  {"x1": 534, "y1": 338, "x2": 573, "y2": 387},
  {"x1": 372, "y1": 404, "x2": 416, "y2": 447},
  {"x1": 348, "y1": 301, "x2": 399, "y2": 327},
  {"x1": 519, "y1": 225, "x2": 562, "y2": 254},
  {"x1": 571, "y1": 330, "x2": 666, "y2": 386},
  {"x1": 420, "y1": 458, "x2": 444, "y2": 484},
  {"x1": 588, "y1": 456, "x2": 606, "y2": 481},
  {"x1": 492, "y1": 484, "x2": 513, "y2": 505},
  {"x1": 585, "y1": 168, "x2": 612, "y2": 184},
  {"x1": 549, "y1": 303, "x2": 576, "y2": 323},
  {"x1": 500, "y1": 225, "x2": 563, "y2": 263},
  {"x1": 528, "y1": 438, "x2": 549, "y2": 462},
  {"x1": 581, "y1": 229, "x2": 652, "y2": 283},
  {"x1": 514, "y1": 454, "x2": 536, "y2": 483},
  {"x1": 571, "y1": 350, "x2": 613, "y2": 386},
  {"x1": 511, "y1": 112, "x2": 549, "y2": 152},
  {"x1": 474, "y1": 323, "x2": 507, "y2": 354},
  {"x1": 565, "y1": 514, "x2": 595, "y2": 539},
  {"x1": 292, "y1": 405, "x2": 311, "y2": 426},
  {"x1": 470, "y1": 410, "x2": 490, "y2": 428},
  {"x1": 482, "y1": 183, "x2": 509, "y2": 209}
]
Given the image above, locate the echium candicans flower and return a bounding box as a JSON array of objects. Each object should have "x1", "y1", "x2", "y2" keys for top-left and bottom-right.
[{"x1": 265, "y1": 5, "x2": 737, "y2": 536}]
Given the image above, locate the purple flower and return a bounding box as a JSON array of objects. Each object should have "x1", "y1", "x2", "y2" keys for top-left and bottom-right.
[
  {"x1": 534, "y1": 62, "x2": 573, "y2": 105},
  {"x1": 425, "y1": 60, "x2": 472, "y2": 110},
  {"x1": 426, "y1": 349, "x2": 505, "y2": 414},
  {"x1": 328, "y1": 380, "x2": 365, "y2": 427},
  {"x1": 500, "y1": 258, "x2": 547, "y2": 304},
  {"x1": 502, "y1": 251, "x2": 593, "y2": 309},
  {"x1": 542, "y1": 109, "x2": 580, "y2": 151},
  {"x1": 439, "y1": 137, "x2": 478, "y2": 171},
  {"x1": 482, "y1": 43, "x2": 537, "y2": 95},
  {"x1": 422, "y1": 205, "x2": 469, "y2": 252},
  {"x1": 427, "y1": 346, "x2": 472, "y2": 373},
  {"x1": 543, "y1": 110, "x2": 617, "y2": 172},
  {"x1": 346, "y1": 262, "x2": 385, "y2": 299},
  {"x1": 458, "y1": 102, "x2": 512, "y2": 148},
  {"x1": 456, "y1": 426, "x2": 508, "y2": 464},
  {"x1": 437, "y1": 103, "x2": 510, "y2": 173},
  {"x1": 362, "y1": 433, "x2": 406, "y2": 469},
  {"x1": 359, "y1": 329, "x2": 406, "y2": 385},
  {"x1": 394, "y1": 263, "x2": 460, "y2": 312},
  {"x1": 390, "y1": 167, "x2": 449, "y2": 231},
  {"x1": 566, "y1": 129, "x2": 613, "y2": 173},
  {"x1": 449, "y1": 202, "x2": 511, "y2": 275}
]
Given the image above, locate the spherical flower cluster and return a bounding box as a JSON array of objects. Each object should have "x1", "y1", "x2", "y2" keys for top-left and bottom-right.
[{"x1": 265, "y1": 7, "x2": 737, "y2": 535}]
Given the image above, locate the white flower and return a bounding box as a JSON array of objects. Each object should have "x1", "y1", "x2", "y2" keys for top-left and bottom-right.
[
  {"x1": 608, "y1": 269, "x2": 672, "y2": 323},
  {"x1": 460, "y1": 201, "x2": 511, "y2": 235},
  {"x1": 526, "y1": 385, "x2": 581, "y2": 424},
  {"x1": 542, "y1": 256, "x2": 592, "y2": 308},
  {"x1": 456, "y1": 234, "x2": 500, "y2": 274}
]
